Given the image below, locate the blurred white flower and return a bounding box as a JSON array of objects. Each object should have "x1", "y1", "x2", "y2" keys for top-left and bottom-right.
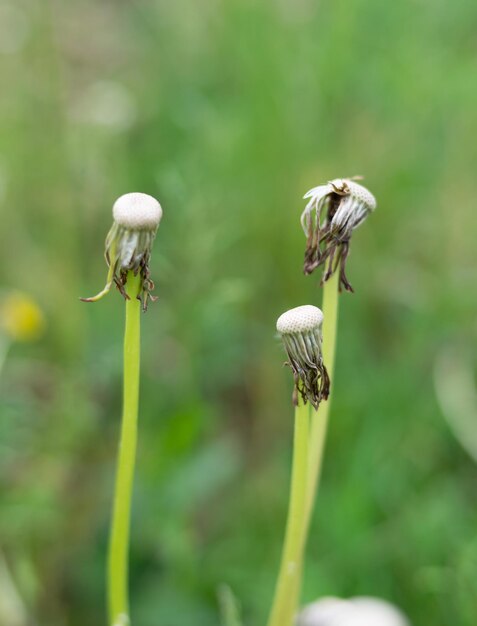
[
  {"x1": 0, "y1": 2, "x2": 29, "y2": 55},
  {"x1": 297, "y1": 596, "x2": 410, "y2": 626},
  {"x1": 70, "y1": 80, "x2": 136, "y2": 131},
  {"x1": 298, "y1": 597, "x2": 350, "y2": 626}
]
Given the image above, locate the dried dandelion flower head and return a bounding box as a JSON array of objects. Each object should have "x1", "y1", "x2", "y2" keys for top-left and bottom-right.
[
  {"x1": 301, "y1": 177, "x2": 376, "y2": 292},
  {"x1": 81, "y1": 192, "x2": 162, "y2": 310},
  {"x1": 276, "y1": 305, "x2": 330, "y2": 409}
]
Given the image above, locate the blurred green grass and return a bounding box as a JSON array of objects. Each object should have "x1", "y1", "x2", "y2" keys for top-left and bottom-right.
[{"x1": 1, "y1": 0, "x2": 477, "y2": 624}]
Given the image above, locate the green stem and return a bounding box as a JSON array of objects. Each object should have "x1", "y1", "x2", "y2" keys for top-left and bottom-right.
[
  {"x1": 305, "y1": 269, "x2": 339, "y2": 528},
  {"x1": 266, "y1": 400, "x2": 310, "y2": 626},
  {"x1": 108, "y1": 272, "x2": 142, "y2": 626},
  {"x1": 287, "y1": 270, "x2": 340, "y2": 613}
]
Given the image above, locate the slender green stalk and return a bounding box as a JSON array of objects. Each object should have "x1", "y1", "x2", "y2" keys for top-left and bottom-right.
[
  {"x1": 286, "y1": 270, "x2": 340, "y2": 613},
  {"x1": 108, "y1": 272, "x2": 142, "y2": 626},
  {"x1": 304, "y1": 269, "x2": 340, "y2": 528},
  {"x1": 267, "y1": 400, "x2": 310, "y2": 626}
]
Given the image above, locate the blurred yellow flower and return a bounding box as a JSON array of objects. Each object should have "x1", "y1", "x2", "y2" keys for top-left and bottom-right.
[{"x1": 0, "y1": 291, "x2": 46, "y2": 342}]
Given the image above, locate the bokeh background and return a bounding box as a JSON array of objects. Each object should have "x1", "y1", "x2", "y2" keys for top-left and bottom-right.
[{"x1": 1, "y1": 0, "x2": 477, "y2": 624}]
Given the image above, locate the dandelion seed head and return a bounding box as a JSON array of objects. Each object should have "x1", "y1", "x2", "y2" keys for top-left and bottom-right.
[
  {"x1": 82, "y1": 192, "x2": 162, "y2": 308},
  {"x1": 276, "y1": 305, "x2": 329, "y2": 408},
  {"x1": 113, "y1": 192, "x2": 162, "y2": 230},
  {"x1": 332, "y1": 179, "x2": 377, "y2": 212},
  {"x1": 301, "y1": 177, "x2": 376, "y2": 290},
  {"x1": 276, "y1": 305, "x2": 324, "y2": 335}
]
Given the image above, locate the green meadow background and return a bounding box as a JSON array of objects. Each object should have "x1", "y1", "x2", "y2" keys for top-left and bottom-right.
[{"x1": 1, "y1": 0, "x2": 477, "y2": 624}]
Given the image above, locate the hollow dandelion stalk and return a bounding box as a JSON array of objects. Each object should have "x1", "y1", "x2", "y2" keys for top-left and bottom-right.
[
  {"x1": 267, "y1": 400, "x2": 309, "y2": 626},
  {"x1": 108, "y1": 270, "x2": 141, "y2": 626},
  {"x1": 305, "y1": 268, "x2": 339, "y2": 529},
  {"x1": 267, "y1": 306, "x2": 329, "y2": 626},
  {"x1": 81, "y1": 192, "x2": 162, "y2": 626},
  {"x1": 285, "y1": 271, "x2": 340, "y2": 615}
]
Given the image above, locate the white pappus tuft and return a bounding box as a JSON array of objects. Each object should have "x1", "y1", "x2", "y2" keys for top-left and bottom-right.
[
  {"x1": 113, "y1": 192, "x2": 163, "y2": 230},
  {"x1": 276, "y1": 305, "x2": 324, "y2": 335}
]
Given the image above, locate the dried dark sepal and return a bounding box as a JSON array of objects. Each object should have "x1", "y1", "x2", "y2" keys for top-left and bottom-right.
[
  {"x1": 105, "y1": 222, "x2": 157, "y2": 310},
  {"x1": 281, "y1": 330, "x2": 330, "y2": 410},
  {"x1": 81, "y1": 222, "x2": 158, "y2": 310}
]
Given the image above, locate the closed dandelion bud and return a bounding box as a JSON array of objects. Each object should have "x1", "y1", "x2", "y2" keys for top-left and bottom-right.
[
  {"x1": 301, "y1": 177, "x2": 376, "y2": 292},
  {"x1": 276, "y1": 305, "x2": 330, "y2": 409},
  {"x1": 81, "y1": 192, "x2": 162, "y2": 309}
]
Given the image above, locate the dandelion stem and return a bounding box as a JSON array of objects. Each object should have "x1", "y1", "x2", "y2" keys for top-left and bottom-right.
[
  {"x1": 266, "y1": 399, "x2": 310, "y2": 626},
  {"x1": 305, "y1": 269, "x2": 339, "y2": 528},
  {"x1": 108, "y1": 271, "x2": 142, "y2": 626},
  {"x1": 285, "y1": 270, "x2": 340, "y2": 615}
]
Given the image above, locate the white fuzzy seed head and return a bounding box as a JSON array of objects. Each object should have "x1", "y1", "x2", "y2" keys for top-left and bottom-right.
[
  {"x1": 276, "y1": 305, "x2": 324, "y2": 335},
  {"x1": 113, "y1": 192, "x2": 163, "y2": 230},
  {"x1": 329, "y1": 179, "x2": 377, "y2": 212}
]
